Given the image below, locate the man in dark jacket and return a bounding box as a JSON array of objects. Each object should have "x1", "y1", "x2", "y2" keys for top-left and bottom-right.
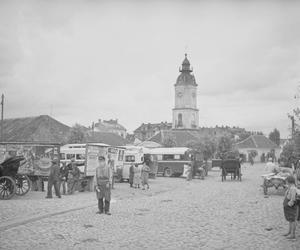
[
  {"x1": 59, "y1": 162, "x2": 68, "y2": 195},
  {"x1": 95, "y1": 156, "x2": 112, "y2": 215},
  {"x1": 46, "y1": 159, "x2": 61, "y2": 198}
]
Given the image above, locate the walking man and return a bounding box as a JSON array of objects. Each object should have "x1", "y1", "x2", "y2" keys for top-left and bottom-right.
[
  {"x1": 46, "y1": 159, "x2": 61, "y2": 199},
  {"x1": 95, "y1": 156, "x2": 112, "y2": 215}
]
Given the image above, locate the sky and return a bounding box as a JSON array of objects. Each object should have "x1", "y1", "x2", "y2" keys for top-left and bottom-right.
[{"x1": 0, "y1": 0, "x2": 300, "y2": 137}]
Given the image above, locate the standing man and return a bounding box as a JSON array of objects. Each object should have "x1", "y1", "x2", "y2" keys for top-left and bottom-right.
[
  {"x1": 59, "y1": 162, "x2": 68, "y2": 195},
  {"x1": 95, "y1": 156, "x2": 112, "y2": 215},
  {"x1": 67, "y1": 158, "x2": 76, "y2": 195},
  {"x1": 46, "y1": 159, "x2": 61, "y2": 199},
  {"x1": 129, "y1": 164, "x2": 134, "y2": 188},
  {"x1": 71, "y1": 163, "x2": 80, "y2": 194}
]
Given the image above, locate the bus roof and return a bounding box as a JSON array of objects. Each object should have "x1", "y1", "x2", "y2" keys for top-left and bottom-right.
[
  {"x1": 150, "y1": 147, "x2": 190, "y2": 155},
  {"x1": 61, "y1": 144, "x2": 86, "y2": 149},
  {"x1": 86, "y1": 143, "x2": 110, "y2": 147}
]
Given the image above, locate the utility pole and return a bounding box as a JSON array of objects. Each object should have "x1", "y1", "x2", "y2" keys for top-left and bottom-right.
[{"x1": 1, "y1": 94, "x2": 4, "y2": 142}]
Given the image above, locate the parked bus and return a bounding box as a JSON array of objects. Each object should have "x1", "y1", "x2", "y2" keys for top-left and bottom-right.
[
  {"x1": 60, "y1": 144, "x2": 86, "y2": 172},
  {"x1": 122, "y1": 146, "x2": 145, "y2": 181},
  {"x1": 150, "y1": 147, "x2": 193, "y2": 177},
  {"x1": 122, "y1": 146, "x2": 158, "y2": 181},
  {"x1": 109, "y1": 146, "x2": 125, "y2": 182}
]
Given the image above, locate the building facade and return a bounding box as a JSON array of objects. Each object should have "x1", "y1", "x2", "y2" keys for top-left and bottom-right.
[
  {"x1": 235, "y1": 135, "x2": 281, "y2": 162},
  {"x1": 94, "y1": 119, "x2": 127, "y2": 139},
  {"x1": 172, "y1": 54, "x2": 199, "y2": 129},
  {"x1": 133, "y1": 122, "x2": 172, "y2": 141}
]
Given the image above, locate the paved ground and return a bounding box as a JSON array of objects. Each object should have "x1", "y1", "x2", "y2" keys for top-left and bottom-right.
[{"x1": 0, "y1": 163, "x2": 299, "y2": 250}]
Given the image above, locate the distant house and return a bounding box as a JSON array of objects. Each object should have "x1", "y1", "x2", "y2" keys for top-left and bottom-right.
[
  {"x1": 235, "y1": 135, "x2": 281, "y2": 162},
  {"x1": 1, "y1": 115, "x2": 70, "y2": 143},
  {"x1": 94, "y1": 119, "x2": 127, "y2": 139},
  {"x1": 134, "y1": 122, "x2": 172, "y2": 141},
  {"x1": 84, "y1": 131, "x2": 128, "y2": 146}
]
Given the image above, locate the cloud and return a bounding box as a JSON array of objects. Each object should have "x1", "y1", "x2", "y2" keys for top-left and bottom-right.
[{"x1": 0, "y1": 0, "x2": 300, "y2": 138}]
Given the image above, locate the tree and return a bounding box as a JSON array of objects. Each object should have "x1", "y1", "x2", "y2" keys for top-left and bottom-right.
[
  {"x1": 269, "y1": 128, "x2": 280, "y2": 146},
  {"x1": 185, "y1": 138, "x2": 216, "y2": 161},
  {"x1": 67, "y1": 124, "x2": 87, "y2": 143},
  {"x1": 236, "y1": 131, "x2": 251, "y2": 142},
  {"x1": 217, "y1": 136, "x2": 233, "y2": 156}
]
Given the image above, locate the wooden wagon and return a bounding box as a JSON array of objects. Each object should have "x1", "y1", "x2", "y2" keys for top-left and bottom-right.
[{"x1": 221, "y1": 159, "x2": 242, "y2": 182}]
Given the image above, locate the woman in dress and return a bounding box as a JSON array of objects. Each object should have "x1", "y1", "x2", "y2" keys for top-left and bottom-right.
[
  {"x1": 133, "y1": 164, "x2": 141, "y2": 188},
  {"x1": 141, "y1": 162, "x2": 150, "y2": 190}
]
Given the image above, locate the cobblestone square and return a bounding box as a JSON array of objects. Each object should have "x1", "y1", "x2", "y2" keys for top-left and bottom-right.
[{"x1": 0, "y1": 163, "x2": 299, "y2": 250}]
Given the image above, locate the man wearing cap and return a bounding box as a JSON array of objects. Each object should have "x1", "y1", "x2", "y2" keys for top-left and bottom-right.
[
  {"x1": 46, "y1": 159, "x2": 61, "y2": 198},
  {"x1": 95, "y1": 156, "x2": 112, "y2": 215}
]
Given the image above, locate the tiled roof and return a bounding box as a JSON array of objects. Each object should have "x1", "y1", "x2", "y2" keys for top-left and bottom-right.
[
  {"x1": 149, "y1": 129, "x2": 200, "y2": 147},
  {"x1": 84, "y1": 131, "x2": 128, "y2": 146},
  {"x1": 134, "y1": 122, "x2": 172, "y2": 133},
  {"x1": 235, "y1": 135, "x2": 280, "y2": 149},
  {"x1": 1, "y1": 115, "x2": 70, "y2": 143}
]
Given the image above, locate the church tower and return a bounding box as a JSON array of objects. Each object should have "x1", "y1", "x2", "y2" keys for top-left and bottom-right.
[{"x1": 172, "y1": 54, "x2": 199, "y2": 129}]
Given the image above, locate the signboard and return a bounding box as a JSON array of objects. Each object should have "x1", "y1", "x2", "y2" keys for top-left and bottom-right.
[
  {"x1": 0, "y1": 143, "x2": 60, "y2": 176},
  {"x1": 85, "y1": 144, "x2": 108, "y2": 177}
]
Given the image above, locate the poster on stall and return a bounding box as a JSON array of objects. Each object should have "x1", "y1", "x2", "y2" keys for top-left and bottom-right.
[
  {"x1": 0, "y1": 143, "x2": 60, "y2": 176},
  {"x1": 85, "y1": 145, "x2": 108, "y2": 177}
]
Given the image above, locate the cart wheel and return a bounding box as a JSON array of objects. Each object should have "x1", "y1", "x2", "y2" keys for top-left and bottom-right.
[
  {"x1": 0, "y1": 176, "x2": 16, "y2": 200},
  {"x1": 15, "y1": 175, "x2": 31, "y2": 196}
]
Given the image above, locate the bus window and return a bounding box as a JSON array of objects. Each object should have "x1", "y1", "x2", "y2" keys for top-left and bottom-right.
[
  {"x1": 125, "y1": 155, "x2": 135, "y2": 162},
  {"x1": 60, "y1": 153, "x2": 66, "y2": 160},
  {"x1": 118, "y1": 150, "x2": 124, "y2": 161},
  {"x1": 76, "y1": 154, "x2": 85, "y2": 160},
  {"x1": 157, "y1": 155, "x2": 163, "y2": 161},
  {"x1": 163, "y1": 154, "x2": 174, "y2": 160},
  {"x1": 66, "y1": 154, "x2": 75, "y2": 160}
]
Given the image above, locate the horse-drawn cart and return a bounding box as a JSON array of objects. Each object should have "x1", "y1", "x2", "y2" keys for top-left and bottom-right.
[
  {"x1": 221, "y1": 159, "x2": 242, "y2": 181},
  {"x1": 0, "y1": 156, "x2": 31, "y2": 199}
]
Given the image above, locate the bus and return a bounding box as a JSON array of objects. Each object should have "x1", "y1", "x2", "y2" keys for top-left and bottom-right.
[
  {"x1": 60, "y1": 144, "x2": 86, "y2": 172},
  {"x1": 150, "y1": 147, "x2": 193, "y2": 177},
  {"x1": 122, "y1": 146, "x2": 158, "y2": 181},
  {"x1": 122, "y1": 146, "x2": 145, "y2": 181}
]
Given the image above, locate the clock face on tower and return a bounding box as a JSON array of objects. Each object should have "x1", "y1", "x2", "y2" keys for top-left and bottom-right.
[{"x1": 177, "y1": 92, "x2": 183, "y2": 97}]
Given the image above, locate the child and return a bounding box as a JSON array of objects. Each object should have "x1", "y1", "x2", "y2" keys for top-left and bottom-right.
[{"x1": 283, "y1": 175, "x2": 298, "y2": 240}]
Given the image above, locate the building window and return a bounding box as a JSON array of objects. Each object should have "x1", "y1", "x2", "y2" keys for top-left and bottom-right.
[{"x1": 178, "y1": 113, "x2": 183, "y2": 127}]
